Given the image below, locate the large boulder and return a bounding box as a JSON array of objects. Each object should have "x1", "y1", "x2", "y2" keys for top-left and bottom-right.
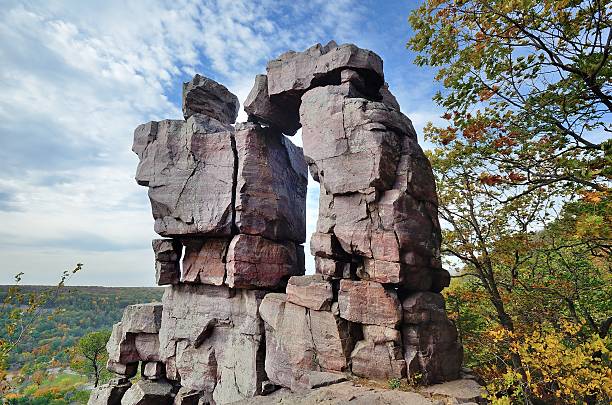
[
  {"x1": 158, "y1": 284, "x2": 266, "y2": 403},
  {"x1": 234, "y1": 123, "x2": 307, "y2": 243},
  {"x1": 153, "y1": 239, "x2": 182, "y2": 285},
  {"x1": 299, "y1": 86, "x2": 404, "y2": 195},
  {"x1": 401, "y1": 292, "x2": 463, "y2": 383},
  {"x1": 182, "y1": 74, "x2": 239, "y2": 124},
  {"x1": 181, "y1": 238, "x2": 229, "y2": 286},
  {"x1": 88, "y1": 379, "x2": 132, "y2": 405},
  {"x1": 338, "y1": 280, "x2": 402, "y2": 327},
  {"x1": 286, "y1": 275, "x2": 333, "y2": 311},
  {"x1": 350, "y1": 340, "x2": 406, "y2": 380},
  {"x1": 267, "y1": 42, "x2": 383, "y2": 98},
  {"x1": 225, "y1": 234, "x2": 304, "y2": 289},
  {"x1": 259, "y1": 293, "x2": 357, "y2": 391},
  {"x1": 243, "y1": 74, "x2": 301, "y2": 136},
  {"x1": 121, "y1": 379, "x2": 175, "y2": 405},
  {"x1": 132, "y1": 117, "x2": 235, "y2": 237},
  {"x1": 106, "y1": 303, "x2": 162, "y2": 366}
]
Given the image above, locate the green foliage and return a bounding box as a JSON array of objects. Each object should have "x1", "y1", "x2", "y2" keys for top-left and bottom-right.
[
  {"x1": 4, "y1": 372, "x2": 89, "y2": 404},
  {"x1": 0, "y1": 285, "x2": 163, "y2": 373},
  {"x1": 388, "y1": 377, "x2": 401, "y2": 390},
  {"x1": 408, "y1": 1, "x2": 611, "y2": 402},
  {"x1": 70, "y1": 330, "x2": 112, "y2": 387},
  {"x1": 409, "y1": 0, "x2": 610, "y2": 195},
  {"x1": 1, "y1": 265, "x2": 82, "y2": 393}
]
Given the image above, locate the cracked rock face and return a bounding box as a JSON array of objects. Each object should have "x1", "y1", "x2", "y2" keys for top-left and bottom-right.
[
  {"x1": 234, "y1": 123, "x2": 307, "y2": 243},
  {"x1": 133, "y1": 117, "x2": 235, "y2": 237},
  {"x1": 182, "y1": 74, "x2": 240, "y2": 124},
  {"x1": 225, "y1": 234, "x2": 304, "y2": 289},
  {"x1": 401, "y1": 292, "x2": 463, "y2": 383},
  {"x1": 159, "y1": 284, "x2": 266, "y2": 402},
  {"x1": 259, "y1": 293, "x2": 357, "y2": 391}
]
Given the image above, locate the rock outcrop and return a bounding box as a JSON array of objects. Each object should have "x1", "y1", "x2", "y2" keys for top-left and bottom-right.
[{"x1": 92, "y1": 41, "x2": 465, "y2": 405}]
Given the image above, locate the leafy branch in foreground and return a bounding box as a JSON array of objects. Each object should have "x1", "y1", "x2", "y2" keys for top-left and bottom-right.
[
  {"x1": 0, "y1": 263, "x2": 83, "y2": 392},
  {"x1": 409, "y1": 0, "x2": 610, "y2": 196}
]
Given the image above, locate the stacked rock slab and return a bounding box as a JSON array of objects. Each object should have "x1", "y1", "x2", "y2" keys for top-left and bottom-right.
[
  {"x1": 247, "y1": 41, "x2": 462, "y2": 386},
  {"x1": 92, "y1": 41, "x2": 462, "y2": 405}
]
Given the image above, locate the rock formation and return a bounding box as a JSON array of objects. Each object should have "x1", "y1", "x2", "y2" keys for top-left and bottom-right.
[{"x1": 90, "y1": 41, "x2": 463, "y2": 405}]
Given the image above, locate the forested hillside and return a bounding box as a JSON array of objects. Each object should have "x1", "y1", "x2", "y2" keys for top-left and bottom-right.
[{"x1": 0, "y1": 286, "x2": 163, "y2": 370}]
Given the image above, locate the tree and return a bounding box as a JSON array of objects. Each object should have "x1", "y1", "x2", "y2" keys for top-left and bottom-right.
[
  {"x1": 409, "y1": 0, "x2": 610, "y2": 197},
  {"x1": 0, "y1": 264, "x2": 82, "y2": 393},
  {"x1": 70, "y1": 330, "x2": 111, "y2": 387}
]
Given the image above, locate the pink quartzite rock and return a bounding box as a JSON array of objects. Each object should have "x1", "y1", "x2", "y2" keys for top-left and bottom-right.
[
  {"x1": 338, "y1": 280, "x2": 401, "y2": 327},
  {"x1": 87, "y1": 380, "x2": 131, "y2": 405},
  {"x1": 159, "y1": 284, "x2": 266, "y2": 403},
  {"x1": 351, "y1": 340, "x2": 406, "y2": 380},
  {"x1": 286, "y1": 275, "x2": 333, "y2": 311},
  {"x1": 259, "y1": 293, "x2": 358, "y2": 391},
  {"x1": 132, "y1": 116, "x2": 235, "y2": 237},
  {"x1": 121, "y1": 303, "x2": 163, "y2": 334},
  {"x1": 225, "y1": 234, "x2": 304, "y2": 289},
  {"x1": 300, "y1": 86, "x2": 404, "y2": 195},
  {"x1": 401, "y1": 292, "x2": 463, "y2": 383},
  {"x1": 120, "y1": 379, "x2": 175, "y2": 405},
  {"x1": 152, "y1": 239, "x2": 182, "y2": 285},
  {"x1": 362, "y1": 325, "x2": 401, "y2": 344},
  {"x1": 314, "y1": 257, "x2": 352, "y2": 279},
  {"x1": 234, "y1": 123, "x2": 307, "y2": 243},
  {"x1": 182, "y1": 74, "x2": 240, "y2": 124},
  {"x1": 310, "y1": 232, "x2": 347, "y2": 259},
  {"x1": 142, "y1": 361, "x2": 165, "y2": 380},
  {"x1": 106, "y1": 360, "x2": 137, "y2": 378},
  {"x1": 244, "y1": 74, "x2": 301, "y2": 136},
  {"x1": 181, "y1": 238, "x2": 229, "y2": 286},
  {"x1": 267, "y1": 42, "x2": 384, "y2": 98}
]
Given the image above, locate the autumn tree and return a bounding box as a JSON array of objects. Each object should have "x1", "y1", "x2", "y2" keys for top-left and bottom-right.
[
  {"x1": 70, "y1": 330, "x2": 111, "y2": 388},
  {"x1": 409, "y1": 0, "x2": 610, "y2": 196},
  {"x1": 408, "y1": 1, "x2": 611, "y2": 403}
]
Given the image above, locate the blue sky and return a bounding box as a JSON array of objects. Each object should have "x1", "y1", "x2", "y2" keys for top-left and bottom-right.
[{"x1": 0, "y1": 0, "x2": 445, "y2": 286}]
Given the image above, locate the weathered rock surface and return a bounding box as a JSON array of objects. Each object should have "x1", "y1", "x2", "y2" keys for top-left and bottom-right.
[
  {"x1": 182, "y1": 74, "x2": 239, "y2": 124},
  {"x1": 121, "y1": 43, "x2": 463, "y2": 401},
  {"x1": 121, "y1": 303, "x2": 163, "y2": 334},
  {"x1": 351, "y1": 340, "x2": 406, "y2": 380},
  {"x1": 338, "y1": 280, "x2": 401, "y2": 327},
  {"x1": 159, "y1": 284, "x2": 266, "y2": 402},
  {"x1": 402, "y1": 293, "x2": 463, "y2": 383},
  {"x1": 267, "y1": 42, "x2": 384, "y2": 98},
  {"x1": 121, "y1": 379, "x2": 175, "y2": 405},
  {"x1": 88, "y1": 380, "x2": 132, "y2": 405},
  {"x1": 181, "y1": 238, "x2": 229, "y2": 286},
  {"x1": 106, "y1": 360, "x2": 138, "y2": 378},
  {"x1": 259, "y1": 293, "x2": 357, "y2": 391},
  {"x1": 234, "y1": 123, "x2": 307, "y2": 243},
  {"x1": 225, "y1": 234, "x2": 304, "y2": 289},
  {"x1": 133, "y1": 117, "x2": 235, "y2": 237},
  {"x1": 300, "y1": 86, "x2": 404, "y2": 195},
  {"x1": 231, "y1": 381, "x2": 437, "y2": 405},
  {"x1": 286, "y1": 275, "x2": 333, "y2": 311},
  {"x1": 106, "y1": 304, "x2": 163, "y2": 365},
  {"x1": 424, "y1": 378, "x2": 485, "y2": 404},
  {"x1": 153, "y1": 239, "x2": 182, "y2": 285},
  {"x1": 143, "y1": 361, "x2": 165, "y2": 380},
  {"x1": 244, "y1": 74, "x2": 301, "y2": 135}
]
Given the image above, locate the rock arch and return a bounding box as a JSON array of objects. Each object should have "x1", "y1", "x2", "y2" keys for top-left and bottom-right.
[{"x1": 91, "y1": 42, "x2": 463, "y2": 405}]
